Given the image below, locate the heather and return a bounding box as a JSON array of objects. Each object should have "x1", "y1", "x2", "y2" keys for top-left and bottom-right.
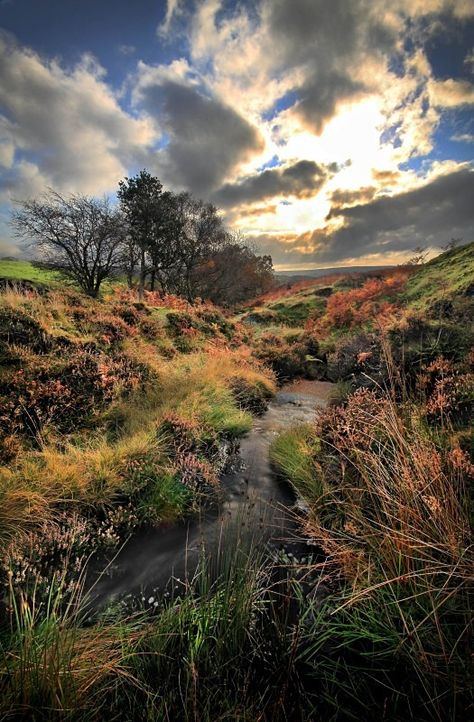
[{"x1": 0, "y1": 242, "x2": 473, "y2": 720}]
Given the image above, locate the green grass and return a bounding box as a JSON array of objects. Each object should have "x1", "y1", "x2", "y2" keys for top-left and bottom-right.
[
  {"x1": 267, "y1": 295, "x2": 325, "y2": 326},
  {"x1": 240, "y1": 283, "x2": 330, "y2": 329},
  {"x1": 270, "y1": 424, "x2": 322, "y2": 503},
  {"x1": 402, "y1": 241, "x2": 474, "y2": 309},
  {"x1": 0, "y1": 259, "x2": 63, "y2": 286}
]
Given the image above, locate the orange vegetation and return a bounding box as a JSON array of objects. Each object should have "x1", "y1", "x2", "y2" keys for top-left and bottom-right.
[{"x1": 308, "y1": 270, "x2": 411, "y2": 332}]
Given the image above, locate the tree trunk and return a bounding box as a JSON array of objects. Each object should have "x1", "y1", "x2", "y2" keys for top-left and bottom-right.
[
  {"x1": 139, "y1": 249, "x2": 145, "y2": 301},
  {"x1": 150, "y1": 268, "x2": 155, "y2": 291}
]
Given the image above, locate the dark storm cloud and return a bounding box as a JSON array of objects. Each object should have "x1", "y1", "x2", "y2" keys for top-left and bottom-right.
[
  {"x1": 266, "y1": 0, "x2": 397, "y2": 133},
  {"x1": 250, "y1": 167, "x2": 474, "y2": 265},
  {"x1": 328, "y1": 186, "x2": 377, "y2": 209},
  {"x1": 137, "y1": 78, "x2": 264, "y2": 194},
  {"x1": 213, "y1": 160, "x2": 335, "y2": 207},
  {"x1": 303, "y1": 166, "x2": 474, "y2": 262}
]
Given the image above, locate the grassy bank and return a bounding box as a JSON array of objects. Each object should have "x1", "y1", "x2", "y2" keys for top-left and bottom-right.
[
  {"x1": 270, "y1": 379, "x2": 473, "y2": 719},
  {"x1": 0, "y1": 285, "x2": 275, "y2": 615},
  {"x1": 267, "y1": 246, "x2": 474, "y2": 719},
  {"x1": 0, "y1": 259, "x2": 63, "y2": 286}
]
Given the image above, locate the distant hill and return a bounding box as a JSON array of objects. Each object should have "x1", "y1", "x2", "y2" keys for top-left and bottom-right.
[
  {"x1": 240, "y1": 241, "x2": 474, "y2": 330},
  {"x1": 275, "y1": 265, "x2": 392, "y2": 284}
]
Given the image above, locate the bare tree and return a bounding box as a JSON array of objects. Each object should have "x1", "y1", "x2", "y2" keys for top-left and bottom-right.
[
  {"x1": 408, "y1": 245, "x2": 429, "y2": 265},
  {"x1": 440, "y1": 237, "x2": 461, "y2": 252},
  {"x1": 12, "y1": 191, "x2": 125, "y2": 297}
]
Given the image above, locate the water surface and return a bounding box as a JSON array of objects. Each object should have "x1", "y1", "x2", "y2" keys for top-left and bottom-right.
[{"x1": 91, "y1": 379, "x2": 333, "y2": 606}]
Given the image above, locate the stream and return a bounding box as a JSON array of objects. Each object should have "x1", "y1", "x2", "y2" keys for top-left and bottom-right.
[{"x1": 90, "y1": 379, "x2": 333, "y2": 609}]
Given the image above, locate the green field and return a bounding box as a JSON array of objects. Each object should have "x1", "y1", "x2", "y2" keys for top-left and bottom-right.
[{"x1": 0, "y1": 258, "x2": 62, "y2": 285}]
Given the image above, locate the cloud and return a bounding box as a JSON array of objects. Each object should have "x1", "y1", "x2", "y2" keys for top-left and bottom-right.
[
  {"x1": 428, "y1": 78, "x2": 474, "y2": 107},
  {"x1": 134, "y1": 70, "x2": 264, "y2": 193},
  {"x1": 158, "y1": 0, "x2": 183, "y2": 37},
  {"x1": 293, "y1": 166, "x2": 474, "y2": 264},
  {"x1": 1, "y1": 0, "x2": 474, "y2": 264},
  {"x1": 265, "y1": 0, "x2": 397, "y2": 133},
  {"x1": 118, "y1": 44, "x2": 136, "y2": 56},
  {"x1": 465, "y1": 48, "x2": 474, "y2": 72},
  {"x1": 329, "y1": 186, "x2": 377, "y2": 209},
  {"x1": 0, "y1": 33, "x2": 155, "y2": 201},
  {"x1": 451, "y1": 133, "x2": 474, "y2": 143},
  {"x1": 213, "y1": 160, "x2": 335, "y2": 207}
]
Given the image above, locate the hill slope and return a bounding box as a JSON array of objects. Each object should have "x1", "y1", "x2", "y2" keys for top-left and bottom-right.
[
  {"x1": 402, "y1": 241, "x2": 474, "y2": 309},
  {"x1": 0, "y1": 258, "x2": 62, "y2": 286}
]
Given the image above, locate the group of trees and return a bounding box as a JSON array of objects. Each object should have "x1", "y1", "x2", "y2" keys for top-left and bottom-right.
[{"x1": 12, "y1": 170, "x2": 274, "y2": 304}]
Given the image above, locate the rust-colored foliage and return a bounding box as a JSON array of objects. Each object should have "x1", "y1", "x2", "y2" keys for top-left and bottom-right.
[
  {"x1": 419, "y1": 354, "x2": 474, "y2": 422},
  {"x1": 309, "y1": 271, "x2": 410, "y2": 332}
]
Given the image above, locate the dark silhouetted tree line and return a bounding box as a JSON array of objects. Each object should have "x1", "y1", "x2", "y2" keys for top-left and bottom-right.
[{"x1": 12, "y1": 170, "x2": 274, "y2": 303}]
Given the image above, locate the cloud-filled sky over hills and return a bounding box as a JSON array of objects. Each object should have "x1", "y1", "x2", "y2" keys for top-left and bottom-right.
[{"x1": 0, "y1": 0, "x2": 473, "y2": 269}]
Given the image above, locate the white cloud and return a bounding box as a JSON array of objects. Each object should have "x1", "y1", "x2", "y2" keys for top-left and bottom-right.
[
  {"x1": 428, "y1": 78, "x2": 474, "y2": 107},
  {"x1": 451, "y1": 133, "x2": 474, "y2": 143},
  {"x1": 0, "y1": 32, "x2": 156, "y2": 201},
  {"x1": 158, "y1": 0, "x2": 183, "y2": 37}
]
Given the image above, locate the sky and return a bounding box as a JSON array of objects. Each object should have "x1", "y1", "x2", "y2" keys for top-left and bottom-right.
[{"x1": 0, "y1": 0, "x2": 473, "y2": 270}]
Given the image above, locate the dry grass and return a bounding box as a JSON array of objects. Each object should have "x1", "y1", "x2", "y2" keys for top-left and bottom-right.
[
  {"x1": 308, "y1": 389, "x2": 470, "y2": 576},
  {"x1": 0, "y1": 432, "x2": 159, "y2": 542},
  {"x1": 1, "y1": 570, "x2": 147, "y2": 715},
  {"x1": 293, "y1": 386, "x2": 474, "y2": 714},
  {"x1": 0, "y1": 287, "x2": 275, "y2": 544}
]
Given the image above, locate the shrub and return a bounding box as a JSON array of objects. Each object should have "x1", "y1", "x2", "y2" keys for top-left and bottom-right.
[
  {"x1": 0, "y1": 307, "x2": 51, "y2": 354},
  {"x1": 419, "y1": 356, "x2": 474, "y2": 424},
  {"x1": 254, "y1": 332, "x2": 325, "y2": 381},
  {"x1": 326, "y1": 332, "x2": 384, "y2": 384},
  {"x1": 228, "y1": 375, "x2": 274, "y2": 413},
  {"x1": 327, "y1": 379, "x2": 353, "y2": 406},
  {"x1": 310, "y1": 271, "x2": 409, "y2": 333},
  {"x1": 0, "y1": 349, "x2": 152, "y2": 442},
  {"x1": 166, "y1": 309, "x2": 236, "y2": 350},
  {"x1": 286, "y1": 387, "x2": 474, "y2": 719},
  {"x1": 110, "y1": 302, "x2": 144, "y2": 326}
]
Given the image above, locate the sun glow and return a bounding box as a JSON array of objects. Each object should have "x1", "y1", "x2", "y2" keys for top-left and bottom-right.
[{"x1": 238, "y1": 97, "x2": 399, "y2": 239}]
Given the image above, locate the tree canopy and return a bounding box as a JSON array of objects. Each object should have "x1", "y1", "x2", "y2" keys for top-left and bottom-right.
[
  {"x1": 11, "y1": 170, "x2": 275, "y2": 303},
  {"x1": 12, "y1": 191, "x2": 125, "y2": 298}
]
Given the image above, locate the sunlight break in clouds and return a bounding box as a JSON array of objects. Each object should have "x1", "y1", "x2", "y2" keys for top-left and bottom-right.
[{"x1": 0, "y1": 0, "x2": 473, "y2": 265}]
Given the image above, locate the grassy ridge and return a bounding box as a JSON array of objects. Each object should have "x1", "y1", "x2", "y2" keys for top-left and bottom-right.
[
  {"x1": 0, "y1": 259, "x2": 62, "y2": 285},
  {"x1": 402, "y1": 241, "x2": 474, "y2": 308},
  {"x1": 243, "y1": 242, "x2": 474, "y2": 331}
]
